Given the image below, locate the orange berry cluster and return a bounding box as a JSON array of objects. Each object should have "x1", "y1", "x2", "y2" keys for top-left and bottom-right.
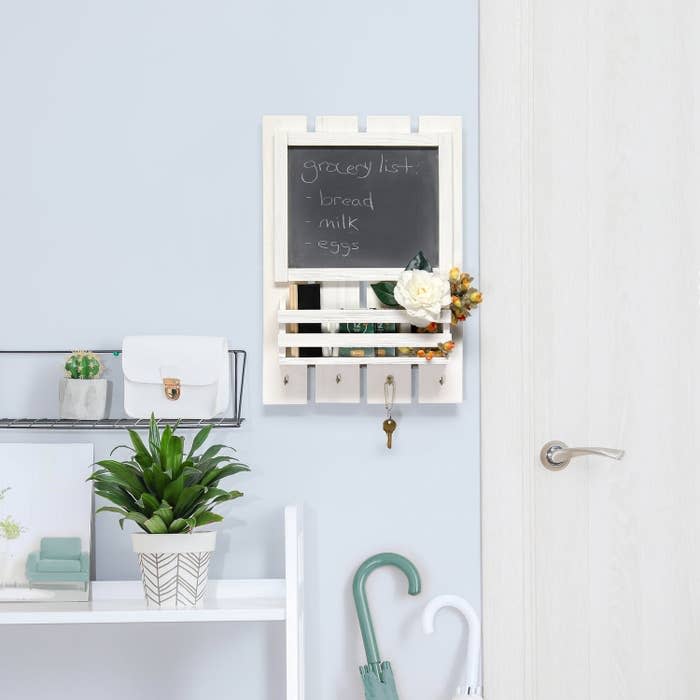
[
  {"x1": 448, "y1": 267, "x2": 483, "y2": 325},
  {"x1": 409, "y1": 268, "x2": 482, "y2": 361}
]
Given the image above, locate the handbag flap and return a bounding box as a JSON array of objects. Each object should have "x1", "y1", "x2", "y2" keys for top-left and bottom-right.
[{"x1": 122, "y1": 336, "x2": 228, "y2": 386}]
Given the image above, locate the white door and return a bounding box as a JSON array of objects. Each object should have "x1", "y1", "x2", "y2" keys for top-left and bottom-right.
[{"x1": 480, "y1": 2, "x2": 700, "y2": 699}]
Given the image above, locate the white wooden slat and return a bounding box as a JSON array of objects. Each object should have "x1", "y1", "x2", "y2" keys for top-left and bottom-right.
[
  {"x1": 366, "y1": 115, "x2": 412, "y2": 133},
  {"x1": 314, "y1": 115, "x2": 358, "y2": 133},
  {"x1": 288, "y1": 268, "x2": 412, "y2": 283},
  {"x1": 366, "y1": 365, "x2": 412, "y2": 404},
  {"x1": 279, "y1": 332, "x2": 451, "y2": 349},
  {"x1": 263, "y1": 115, "x2": 309, "y2": 405},
  {"x1": 314, "y1": 116, "x2": 361, "y2": 404},
  {"x1": 279, "y1": 356, "x2": 447, "y2": 366},
  {"x1": 288, "y1": 132, "x2": 437, "y2": 146},
  {"x1": 273, "y1": 130, "x2": 291, "y2": 282},
  {"x1": 319, "y1": 283, "x2": 360, "y2": 358},
  {"x1": 418, "y1": 116, "x2": 463, "y2": 404},
  {"x1": 279, "y1": 309, "x2": 451, "y2": 324}
]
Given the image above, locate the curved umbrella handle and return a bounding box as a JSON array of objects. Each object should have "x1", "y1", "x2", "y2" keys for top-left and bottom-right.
[
  {"x1": 353, "y1": 552, "x2": 421, "y2": 668},
  {"x1": 422, "y1": 594, "x2": 481, "y2": 693}
]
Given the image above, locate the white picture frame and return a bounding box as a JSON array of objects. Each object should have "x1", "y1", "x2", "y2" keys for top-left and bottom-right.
[{"x1": 0, "y1": 443, "x2": 93, "y2": 602}]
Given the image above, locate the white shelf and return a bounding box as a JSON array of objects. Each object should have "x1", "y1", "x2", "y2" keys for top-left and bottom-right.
[
  {"x1": 0, "y1": 579, "x2": 286, "y2": 625},
  {"x1": 0, "y1": 505, "x2": 305, "y2": 700}
]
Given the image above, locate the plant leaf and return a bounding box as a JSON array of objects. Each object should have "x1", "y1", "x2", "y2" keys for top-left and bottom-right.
[
  {"x1": 109, "y1": 444, "x2": 134, "y2": 456},
  {"x1": 174, "y1": 485, "x2": 206, "y2": 518},
  {"x1": 169, "y1": 518, "x2": 188, "y2": 533},
  {"x1": 404, "y1": 250, "x2": 433, "y2": 271},
  {"x1": 370, "y1": 281, "x2": 399, "y2": 307},
  {"x1": 201, "y1": 464, "x2": 251, "y2": 488},
  {"x1": 95, "y1": 506, "x2": 127, "y2": 516},
  {"x1": 163, "y1": 475, "x2": 185, "y2": 506},
  {"x1": 186, "y1": 424, "x2": 213, "y2": 461},
  {"x1": 128, "y1": 428, "x2": 149, "y2": 455},
  {"x1": 153, "y1": 502, "x2": 174, "y2": 527},
  {"x1": 93, "y1": 460, "x2": 146, "y2": 498},
  {"x1": 195, "y1": 511, "x2": 224, "y2": 527},
  {"x1": 148, "y1": 414, "x2": 161, "y2": 466},
  {"x1": 139, "y1": 493, "x2": 160, "y2": 515},
  {"x1": 143, "y1": 514, "x2": 168, "y2": 534}
]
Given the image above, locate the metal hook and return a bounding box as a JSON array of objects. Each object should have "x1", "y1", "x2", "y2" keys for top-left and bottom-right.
[
  {"x1": 439, "y1": 376, "x2": 446, "y2": 386},
  {"x1": 336, "y1": 373, "x2": 342, "y2": 384},
  {"x1": 283, "y1": 374, "x2": 289, "y2": 386},
  {"x1": 353, "y1": 553, "x2": 421, "y2": 674}
]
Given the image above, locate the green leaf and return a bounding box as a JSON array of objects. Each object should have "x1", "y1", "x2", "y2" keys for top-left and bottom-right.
[
  {"x1": 163, "y1": 475, "x2": 185, "y2": 506},
  {"x1": 197, "y1": 444, "x2": 236, "y2": 463},
  {"x1": 93, "y1": 460, "x2": 146, "y2": 498},
  {"x1": 404, "y1": 250, "x2": 433, "y2": 271},
  {"x1": 217, "y1": 489, "x2": 244, "y2": 503},
  {"x1": 201, "y1": 464, "x2": 251, "y2": 487},
  {"x1": 195, "y1": 511, "x2": 224, "y2": 527},
  {"x1": 148, "y1": 414, "x2": 161, "y2": 466},
  {"x1": 168, "y1": 435, "x2": 185, "y2": 478},
  {"x1": 153, "y1": 502, "x2": 174, "y2": 527},
  {"x1": 186, "y1": 424, "x2": 212, "y2": 461},
  {"x1": 128, "y1": 428, "x2": 149, "y2": 455},
  {"x1": 169, "y1": 518, "x2": 188, "y2": 533},
  {"x1": 95, "y1": 506, "x2": 127, "y2": 516},
  {"x1": 370, "y1": 281, "x2": 399, "y2": 307},
  {"x1": 174, "y1": 485, "x2": 206, "y2": 518},
  {"x1": 139, "y1": 493, "x2": 160, "y2": 515},
  {"x1": 122, "y1": 511, "x2": 149, "y2": 527},
  {"x1": 109, "y1": 444, "x2": 134, "y2": 456},
  {"x1": 143, "y1": 514, "x2": 168, "y2": 534},
  {"x1": 94, "y1": 484, "x2": 138, "y2": 511}
]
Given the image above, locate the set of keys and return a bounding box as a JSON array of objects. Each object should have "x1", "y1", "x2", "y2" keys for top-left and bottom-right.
[{"x1": 382, "y1": 375, "x2": 397, "y2": 449}]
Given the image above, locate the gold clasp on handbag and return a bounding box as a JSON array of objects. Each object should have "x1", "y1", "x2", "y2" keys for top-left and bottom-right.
[{"x1": 163, "y1": 377, "x2": 181, "y2": 401}]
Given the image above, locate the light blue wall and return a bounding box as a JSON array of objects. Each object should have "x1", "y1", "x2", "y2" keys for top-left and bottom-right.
[{"x1": 0, "y1": 2, "x2": 479, "y2": 698}]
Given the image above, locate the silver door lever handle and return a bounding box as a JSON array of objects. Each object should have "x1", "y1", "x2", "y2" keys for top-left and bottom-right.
[{"x1": 540, "y1": 441, "x2": 625, "y2": 471}]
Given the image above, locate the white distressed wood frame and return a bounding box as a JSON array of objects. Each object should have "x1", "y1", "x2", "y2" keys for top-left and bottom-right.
[
  {"x1": 273, "y1": 131, "x2": 455, "y2": 282},
  {"x1": 263, "y1": 115, "x2": 463, "y2": 405},
  {"x1": 480, "y1": 1, "x2": 535, "y2": 698}
]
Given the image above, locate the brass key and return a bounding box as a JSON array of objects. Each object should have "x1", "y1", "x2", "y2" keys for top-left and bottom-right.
[{"x1": 383, "y1": 418, "x2": 397, "y2": 449}]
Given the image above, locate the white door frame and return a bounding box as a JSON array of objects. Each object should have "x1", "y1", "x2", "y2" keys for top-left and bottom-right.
[{"x1": 480, "y1": 0, "x2": 537, "y2": 698}]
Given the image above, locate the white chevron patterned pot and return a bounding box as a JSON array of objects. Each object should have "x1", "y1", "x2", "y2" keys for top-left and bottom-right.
[{"x1": 132, "y1": 532, "x2": 216, "y2": 608}]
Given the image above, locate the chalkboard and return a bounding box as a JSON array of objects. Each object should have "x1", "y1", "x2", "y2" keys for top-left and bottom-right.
[{"x1": 287, "y1": 146, "x2": 439, "y2": 269}]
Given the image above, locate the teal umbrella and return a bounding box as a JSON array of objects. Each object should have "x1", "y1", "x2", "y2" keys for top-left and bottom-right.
[{"x1": 353, "y1": 553, "x2": 422, "y2": 700}]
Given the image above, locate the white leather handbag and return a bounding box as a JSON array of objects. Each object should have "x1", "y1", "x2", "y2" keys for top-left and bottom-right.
[{"x1": 122, "y1": 336, "x2": 230, "y2": 419}]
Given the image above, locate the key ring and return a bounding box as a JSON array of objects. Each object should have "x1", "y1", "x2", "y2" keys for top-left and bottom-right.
[{"x1": 384, "y1": 375, "x2": 395, "y2": 417}]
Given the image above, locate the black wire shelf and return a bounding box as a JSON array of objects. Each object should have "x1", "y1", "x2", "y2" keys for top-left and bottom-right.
[{"x1": 0, "y1": 349, "x2": 246, "y2": 431}]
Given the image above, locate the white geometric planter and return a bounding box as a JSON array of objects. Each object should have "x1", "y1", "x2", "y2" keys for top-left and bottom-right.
[
  {"x1": 131, "y1": 532, "x2": 216, "y2": 608},
  {"x1": 58, "y1": 378, "x2": 108, "y2": 420}
]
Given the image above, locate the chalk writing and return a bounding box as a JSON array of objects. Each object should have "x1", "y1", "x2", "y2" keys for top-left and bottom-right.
[{"x1": 288, "y1": 146, "x2": 439, "y2": 269}]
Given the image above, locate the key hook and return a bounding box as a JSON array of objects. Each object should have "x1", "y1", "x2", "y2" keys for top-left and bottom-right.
[{"x1": 353, "y1": 553, "x2": 421, "y2": 673}]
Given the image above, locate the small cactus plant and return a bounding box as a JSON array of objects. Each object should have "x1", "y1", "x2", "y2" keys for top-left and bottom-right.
[{"x1": 65, "y1": 351, "x2": 103, "y2": 380}]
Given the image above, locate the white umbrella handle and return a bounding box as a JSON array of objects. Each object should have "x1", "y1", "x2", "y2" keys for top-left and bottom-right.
[{"x1": 422, "y1": 594, "x2": 481, "y2": 695}]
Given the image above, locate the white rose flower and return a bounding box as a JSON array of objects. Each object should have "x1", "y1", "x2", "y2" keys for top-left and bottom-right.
[{"x1": 393, "y1": 269, "x2": 451, "y2": 327}]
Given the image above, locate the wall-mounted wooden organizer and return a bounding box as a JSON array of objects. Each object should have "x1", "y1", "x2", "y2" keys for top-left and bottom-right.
[
  {"x1": 0, "y1": 349, "x2": 247, "y2": 430},
  {"x1": 263, "y1": 114, "x2": 465, "y2": 405}
]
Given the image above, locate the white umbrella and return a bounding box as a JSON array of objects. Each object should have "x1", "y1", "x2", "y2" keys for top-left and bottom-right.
[{"x1": 422, "y1": 594, "x2": 482, "y2": 699}]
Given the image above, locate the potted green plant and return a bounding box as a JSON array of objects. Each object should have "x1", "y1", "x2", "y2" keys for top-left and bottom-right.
[
  {"x1": 59, "y1": 351, "x2": 108, "y2": 420},
  {"x1": 90, "y1": 416, "x2": 249, "y2": 607}
]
